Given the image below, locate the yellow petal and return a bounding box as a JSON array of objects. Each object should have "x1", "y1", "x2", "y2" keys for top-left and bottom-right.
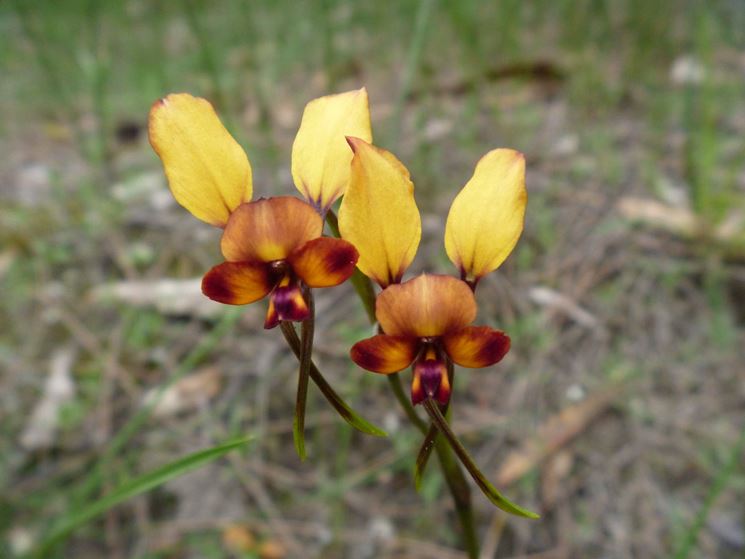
[
  {"x1": 148, "y1": 93, "x2": 252, "y2": 226},
  {"x1": 291, "y1": 88, "x2": 372, "y2": 212},
  {"x1": 444, "y1": 149, "x2": 526, "y2": 281},
  {"x1": 338, "y1": 137, "x2": 421, "y2": 287}
]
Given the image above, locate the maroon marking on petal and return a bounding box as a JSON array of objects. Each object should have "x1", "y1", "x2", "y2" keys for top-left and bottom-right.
[
  {"x1": 351, "y1": 342, "x2": 384, "y2": 372},
  {"x1": 202, "y1": 270, "x2": 234, "y2": 302},
  {"x1": 288, "y1": 237, "x2": 359, "y2": 288},
  {"x1": 349, "y1": 334, "x2": 419, "y2": 374},
  {"x1": 325, "y1": 241, "x2": 359, "y2": 275},
  {"x1": 201, "y1": 261, "x2": 275, "y2": 306},
  {"x1": 443, "y1": 326, "x2": 511, "y2": 368},
  {"x1": 480, "y1": 333, "x2": 510, "y2": 364}
]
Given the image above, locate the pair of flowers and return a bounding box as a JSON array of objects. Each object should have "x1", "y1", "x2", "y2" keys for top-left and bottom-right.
[
  {"x1": 149, "y1": 88, "x2": 535, "y2": 519},
  {"x1": 149, "y1": 88, "x2": 526, "y2": 409}
]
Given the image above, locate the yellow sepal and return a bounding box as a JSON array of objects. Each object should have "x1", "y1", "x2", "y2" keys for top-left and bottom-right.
[
  {"x1": 444, "y1": 149, "x2": 526, "y2": 280},
  {"x1": 291, "y1": 88, "x2": 372, "y2": 212},
  {"x1": 148, "y1": 93, "x2": 252, "y2": 226},
  {"x1": 338, "y1": 137, "x2": 421, "y2": 287}
]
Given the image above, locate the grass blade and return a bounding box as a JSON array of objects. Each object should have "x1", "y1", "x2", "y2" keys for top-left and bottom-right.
[{"x1": 32, "y1": 437, "x2": 252, "y2": 558}]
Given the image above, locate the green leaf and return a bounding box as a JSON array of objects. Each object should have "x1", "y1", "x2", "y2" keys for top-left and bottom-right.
[{"x1": 31, "y1": 437, "x2": 251, "y2": 557}]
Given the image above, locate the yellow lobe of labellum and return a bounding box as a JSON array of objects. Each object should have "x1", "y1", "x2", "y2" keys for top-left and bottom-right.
[
  {"x1": 148, "y1": 93, "x2": 253, "y2": 227},
  {"x1": 444, "y1": 149, "x2": 526, "y2": 282},
  {"x1": 338, "y1": 137, "x2": 421, "y2": 287},
  {"x1": 291, "y1": 88, "x2": 372, "y2": 213}
]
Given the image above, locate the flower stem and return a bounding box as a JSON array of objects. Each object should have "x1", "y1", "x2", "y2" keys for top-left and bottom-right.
[
  {"x1": 279, "y1": 321, "x2": 386, "y2": 437},
  {"x1": 423, "y1": 398, "x2": 540, "y2": 519},
  {"x1": 292, "y1": 290, "x2": 315, "y2": 460}
]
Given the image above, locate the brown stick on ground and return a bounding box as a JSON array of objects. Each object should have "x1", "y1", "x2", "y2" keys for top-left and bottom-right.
[{"x1": 495, "y1": 384, "x2": 623, "y2": 487}]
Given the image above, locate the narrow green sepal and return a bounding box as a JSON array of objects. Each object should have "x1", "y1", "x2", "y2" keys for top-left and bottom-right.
[
  {"x1": 423, "y1": 399, "x2": 539, "y2": 519},
  {"x1": 292, "y1": 415, "x2": 306, "y2": 460},
  {"x1": 291, "y1": 291, "x2": 315, "y2": 460},
  {"x1": 279, "y1": 321, "x2": 387, "y2": 438},
  {"x1": 414, "y1": 424, "x2": 438, "y2": 491}
]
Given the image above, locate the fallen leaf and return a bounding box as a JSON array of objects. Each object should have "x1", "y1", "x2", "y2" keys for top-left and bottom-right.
[
  {"x1": 541, "y1": 449, "x2": 574, "y2": 509},
  {"x1": 259, "y1": 539, "x2": 287, "y2": 559},
  {"x1": 222, "y1": 524, "x2": 256, "y2": 553},
  {"x1": 617, "y1": 196, "x2": 702, "y2": 237},
  {"x1": 528, "y1": 286, "x2": 600, "y2": 329},
  {"x1": 143, "y1": 367, "x2": 222, "y2": 418},
  {"x1": 90, "y1": 278, "x2": 226, "y2": 319},
  {"x1": 20, "y1": 348, "x2": 77, "y2": 451}
]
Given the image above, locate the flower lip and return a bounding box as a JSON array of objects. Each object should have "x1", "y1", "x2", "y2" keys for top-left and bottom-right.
[
  {"x1": 264, "y1": 276, "x2": 310, "y2": 329},
  {"x1": 411, "y1": 346, "x2": 451, "y2": 405}
]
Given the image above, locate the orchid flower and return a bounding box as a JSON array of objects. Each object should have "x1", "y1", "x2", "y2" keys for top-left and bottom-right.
[
  {"x1": 148, "y1": 90, "x2": 384, "y2": 456},
  {"x1": 339, "y1": 137, "x2": 526, "y2": 404},
  {"x1": 337, "y1": 137, "x2": 535, "y2": 518},
  {"x1": 148, "y1": 90, "x2": 372, "y2": 325}
]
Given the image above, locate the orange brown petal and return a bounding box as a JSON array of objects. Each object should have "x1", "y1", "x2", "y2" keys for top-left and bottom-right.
[
  {"x1": 288, "y1": 237, "x2": 359, "y2": 288},
  {"x1": 221, "y1": 197, "x2": 323, "y2": 263},
  {"x1": 350, "y1": 335, "x2": 420, "y2": 374},
  {"x1": 443, "y1": 326, "x2": 511, "y2": 368},
  {"x1": 202, "y1": 261, "x2": 274, "y2": 305},
  {"x1": 376, "y1": 274, "x2": 477, "y2": 338}
]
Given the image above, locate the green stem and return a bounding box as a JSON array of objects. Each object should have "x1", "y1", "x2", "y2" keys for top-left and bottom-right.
[
  {"x1": 423, "y1": 399, "x2": 539, "y2": 519},
  {"x1": 292, "y1": 291, "x2": 315, "y2": 460},
  {"x1": 279, "y1": 321, "x2": 386, "y2": 437}
]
